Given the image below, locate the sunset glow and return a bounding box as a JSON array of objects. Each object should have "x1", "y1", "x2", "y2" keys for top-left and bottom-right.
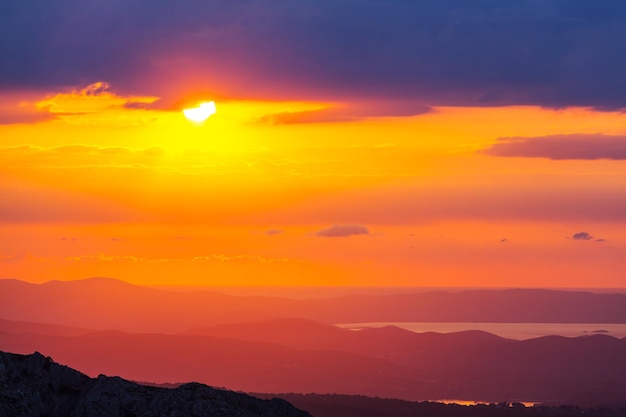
[
  {"x1": 0, "y1": 1, "x2": 624, "y2": 290},
  {"x1": 3, "y1": 2, "x2": 626, "y2": 411},
  {"x1": 183, "y1": 101, "x2": 217, "y2": 123}
]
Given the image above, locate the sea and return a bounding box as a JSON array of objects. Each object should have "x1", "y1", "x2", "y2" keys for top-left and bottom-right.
[{"x1": 335, "y1": 322, "x2": 626, "y2": 340}]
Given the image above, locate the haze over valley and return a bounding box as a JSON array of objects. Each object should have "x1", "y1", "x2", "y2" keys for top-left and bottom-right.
[{"x1": 1, "y1": 278, "x2": 625, "y2": 407}]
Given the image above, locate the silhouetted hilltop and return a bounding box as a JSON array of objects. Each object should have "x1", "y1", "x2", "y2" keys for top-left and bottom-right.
[{"x1": 0, "y1": 350, "x2": 311, "y2": 417}]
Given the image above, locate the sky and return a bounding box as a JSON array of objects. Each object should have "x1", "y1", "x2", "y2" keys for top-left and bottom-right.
[{"x1": 1, "y1": 0, "x2": 625, "y2": 288}]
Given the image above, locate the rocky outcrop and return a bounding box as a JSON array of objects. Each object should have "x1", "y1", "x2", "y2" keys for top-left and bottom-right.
[{"x1": 0, "y1": 351, "x2": 311, "y2": 417}]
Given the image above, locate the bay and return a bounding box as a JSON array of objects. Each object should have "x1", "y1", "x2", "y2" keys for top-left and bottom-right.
[{"x1": 336, "y1": 322, "x2": 626, "y2": 340}]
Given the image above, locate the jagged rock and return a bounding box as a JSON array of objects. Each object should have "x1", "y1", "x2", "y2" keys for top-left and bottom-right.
[{"x1": 0, "y1": 351, "x2": 311, "y2": 417}]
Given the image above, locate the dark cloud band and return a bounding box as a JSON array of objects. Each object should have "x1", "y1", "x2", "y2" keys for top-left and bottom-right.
[{"x1": 3, "y1": 1, "x2": 626, "y2": 109}]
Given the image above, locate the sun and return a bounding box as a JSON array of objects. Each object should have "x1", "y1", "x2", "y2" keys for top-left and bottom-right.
[{"x1": 183, "y1": 101, "x2": 217, "y2": 123}]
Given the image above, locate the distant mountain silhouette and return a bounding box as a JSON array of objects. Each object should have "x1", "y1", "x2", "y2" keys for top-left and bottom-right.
[
  {"x1": 0, "y1": 278, "x2": 294, "y2": 332},
  {"x1": 185, "y1": 318, "x2": 511, "y2": 362},
  {"x1": 0, "y1": 350, "x2": 311, "y2": 417},
  {"x1": 2, "y1": 278, "x2": 625, "y2": 334},
  {"x1": 292, "y1": 289, "x2": 626, "y2": 324},
  {"x1": 0, "y1": 318, "x2": 91, "y2": 337},
  {"x1": 2, "y1": 318, "x2": 626, "y2": 405}
]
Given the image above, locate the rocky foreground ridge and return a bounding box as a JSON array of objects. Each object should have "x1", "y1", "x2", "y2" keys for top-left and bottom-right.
[{"x1": 0, "y1": 350, "x2": 311, "y2": 417}]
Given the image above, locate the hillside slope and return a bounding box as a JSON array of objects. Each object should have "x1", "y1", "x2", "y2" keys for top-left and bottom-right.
[{"x1": 0, "y1": 350, "x2": 310, "y2": 417}]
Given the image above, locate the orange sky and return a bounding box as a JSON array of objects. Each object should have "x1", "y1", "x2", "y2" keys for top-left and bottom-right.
[{"x1": 1, "y1": 83, "x2": 625, "y2": 288}]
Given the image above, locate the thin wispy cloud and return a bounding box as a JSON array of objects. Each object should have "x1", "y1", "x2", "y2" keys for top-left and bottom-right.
[
  {"x1": 315, "y1": 224, "x2": 370, "y2": 238},
  {"x1": 0, "y1": 144, "x2": 164, "y2": 170},
  {"x1": 258, "y1": 101, "x2": 431, "y2": 124},
  {"x1": 483, "y1": 134, "x2": 626, "y2": 160}
]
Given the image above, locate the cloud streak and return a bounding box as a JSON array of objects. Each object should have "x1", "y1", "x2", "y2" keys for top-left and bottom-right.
[
  {"x1": 261, "y1": 178, "x2": 626, "y2": 225},
  {"x1": 0, "y1": 179, "x2": 135, "y2": 224},
  {"x1": 0, "y1": 145, "x2": 164, "y2": 170},
  {"x1": 315, "y1": 224, "x2": 370, "y2": 238},
  {"x1": 258, "y1": 101, "x2": 432, "y2": 124},
  {"x1": 5, "y1": 253, "x2": 297, "y2": 265},
  {"x1": 483, "y1": 134, "x2": 626, "y2": 160}
]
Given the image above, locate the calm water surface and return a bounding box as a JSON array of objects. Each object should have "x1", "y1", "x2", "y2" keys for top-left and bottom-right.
[{"x1": 336, "y1": 322, "x2": 626, "y2": 340}]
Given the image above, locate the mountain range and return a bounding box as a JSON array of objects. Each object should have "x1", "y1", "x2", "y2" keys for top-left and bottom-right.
[
  {"x1": 2, "y1": 278, "x2": 626, "y2": 406},
  {"x1": 1, "y1": 278, "x2": 625, "y2": 333},
  {"x1": 2, "y1": 317, "x2": 625, "y2": 404}
]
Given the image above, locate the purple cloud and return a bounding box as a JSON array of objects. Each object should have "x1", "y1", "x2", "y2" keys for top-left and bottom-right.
[
  {"x1": 315, "y1": 224, "x2": 370, "y2": 238},
  {"x1": 4, "y1": 1, "x2": 626, "y2": 109},
  {"x1": 572, "y1": 232, "x2": 593, "y2": 241},
  {"x1": 483, "y1": 134, "x2": 626, "y2": 160}
]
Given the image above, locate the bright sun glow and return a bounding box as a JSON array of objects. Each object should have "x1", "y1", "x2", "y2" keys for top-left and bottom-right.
[{"x1": 183, "y1": 101, "x2": 217, "y2": 123}]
